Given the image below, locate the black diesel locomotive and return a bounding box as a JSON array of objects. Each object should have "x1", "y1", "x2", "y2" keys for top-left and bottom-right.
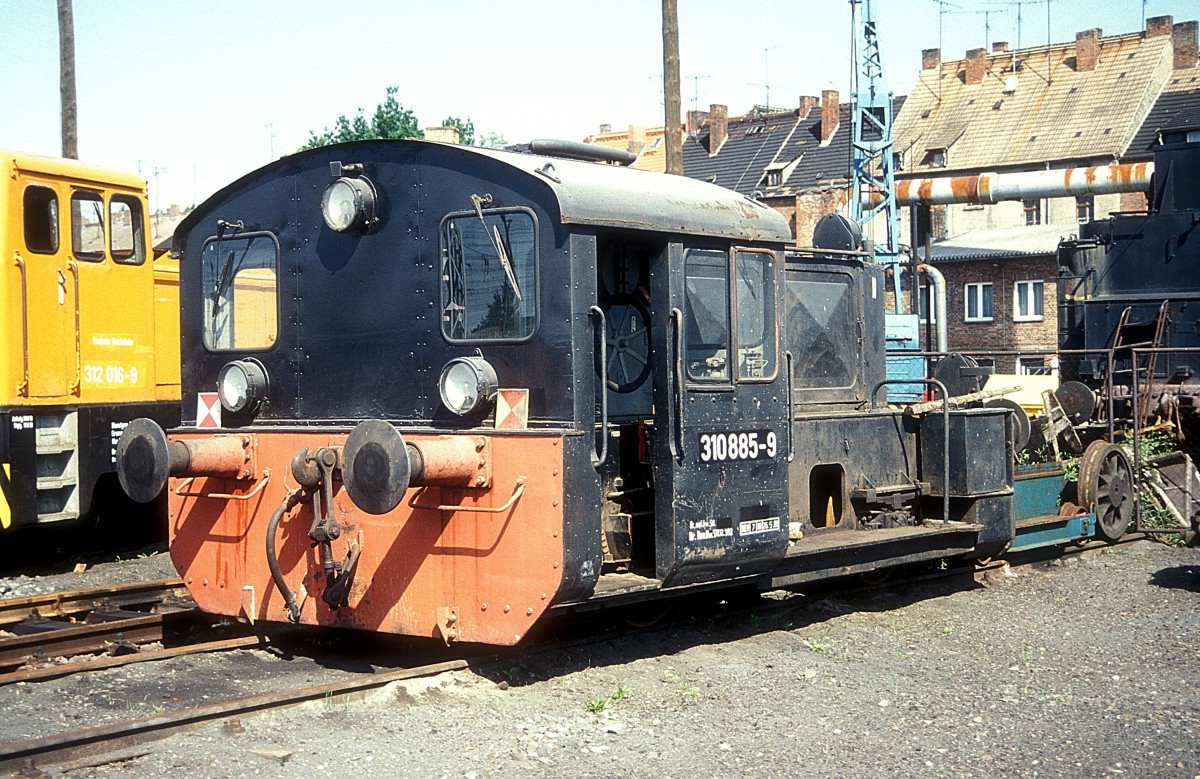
[
  {"x1": 116, "y1": 139, "x2": 1099, "y2": 645},
  {"x1": 1059, "y1": 128, "x2": 1200, "y2": 427}
]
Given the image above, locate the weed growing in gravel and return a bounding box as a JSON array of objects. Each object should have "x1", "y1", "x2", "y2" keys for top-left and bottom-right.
[
  {"x1": 612, "y1": 684, "x2": 629, "y2": 701},
  {"x1": 803, "y1": 638, "x2": 832, "y2": 654},
  {"x1": 585, "y1": 696, "x2": 608, "y2": 714}
]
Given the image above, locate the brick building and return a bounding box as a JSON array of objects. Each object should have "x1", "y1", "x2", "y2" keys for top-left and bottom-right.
[{"x1": 892, "y1": 16, "x2": 1200, "y2": 371}]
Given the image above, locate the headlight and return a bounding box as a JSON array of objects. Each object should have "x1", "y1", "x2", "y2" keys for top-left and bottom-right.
[
  {"x1": 321, "y1": 176, "x2": 377, "y2": 233},
  {"x1": 217, "y1": 359, "x2": 269, "y2": 413},
  {"x1": 439, "y1": 356, "x2": 498, "y2": 416}
]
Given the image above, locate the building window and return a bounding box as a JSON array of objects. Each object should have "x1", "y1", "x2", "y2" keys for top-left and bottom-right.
[
  {"x1": 1022, "y1": 198, "x2": 1042, "y2": 226},
  {"x1": 1019, "y1": 356, "x2": 1050, "y2": 375},
  {"x1": 1013, "y1": 280, "x2": 1044, "y2": 322},
  {"x1": 767, "y1": 169, "x2": 781, "y2": 187},
  {"x1": 964, "y1": 282, "x2": 993, "y2": 322},
  {"x1": 1075, "y1": 195, "x2": 1094, "y2": 223},
  {"x1": 918, "y1": 283, "x2": 936, "y2": 324}
]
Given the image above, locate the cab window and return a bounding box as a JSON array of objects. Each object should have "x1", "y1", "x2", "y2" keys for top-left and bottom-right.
[
  {"x1": 734, "y1": 251, "x2": 777, "y2": 380},
  {"x1": 109, "y1": 195, "x2": 146, "y2": 265},
  {"x1": 23, "y1": 186, "x2": 59, "y2": 254},
  {"x1": 71, "y1": 191, "x2": 105, "y2": 262},
  {"x1": 684, "y1": 249, "x2": 730, "y2": 382},
  {"x1": 440, "y1": 209, "x2": 537, "y2": 342},
  {"x1": 201, "y1": 232, "x2": 279, "y2": 350}
]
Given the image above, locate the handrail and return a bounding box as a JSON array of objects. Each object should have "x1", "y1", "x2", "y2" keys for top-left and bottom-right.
[
  {"x1": 588, "y1": 306, "x2": 608, "y2": 468},
  {"x1": 174, "y1": 469, "x2": 272, "y2": 500},
  {"x1": 784, "y1": 350, "x2": 795, "y2": 462},
  {"x1": 68, "y1": 260, "x2": 81, "y2": 396},
  {"x1": 13, "y1": 254, "x2": 28, "y2": 396},
  {"x1": 408, "y1": 476, "x2": 527, "y2": 514},
  {"x1": 871, "y1": 379, "x2": 950, "y2": 525},
  {"x1": 669, "y1": 307, "x2": 684, "y2": 461}
]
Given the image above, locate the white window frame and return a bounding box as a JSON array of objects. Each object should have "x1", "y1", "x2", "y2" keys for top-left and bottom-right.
[
  {"x1": 1013, "y1": 280, "x2": 1044, "y2": 322},
  {"x1": 964, "y1": 282, "x2": 993, "y2": 322},
  {"x1": 918, "y1": 283, "x2": 936, "y2": 324}
]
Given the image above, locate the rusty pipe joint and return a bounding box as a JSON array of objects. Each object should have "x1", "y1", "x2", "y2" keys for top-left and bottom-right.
[{"x1": 117, "y1": 418, "x2": 253, "y2": 504}]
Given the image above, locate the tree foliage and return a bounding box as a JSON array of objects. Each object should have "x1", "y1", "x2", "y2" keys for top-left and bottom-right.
[
  {"x1": 301, "y1": 86, "x2": 421, "y2": 150},
  {"x1": 301, "y1": 87, "x2": 505, "y2": 151}
]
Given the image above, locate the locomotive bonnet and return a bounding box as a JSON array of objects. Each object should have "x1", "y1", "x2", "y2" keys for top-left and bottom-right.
[{"x1": 119, "y1": 138, "x2": 1045, "y2": 645}]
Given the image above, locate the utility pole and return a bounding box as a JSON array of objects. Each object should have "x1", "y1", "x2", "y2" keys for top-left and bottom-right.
[
  {"x1": 58, "y1": 0, "x2": 78, "y2": 159},
  {"x1": 662, "y1": 0, "x2": 683, "y2": 175}
]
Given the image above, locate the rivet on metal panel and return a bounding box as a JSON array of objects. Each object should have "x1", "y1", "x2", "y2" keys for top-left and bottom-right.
[
  {"x1": 481, "y1": 602, "x2": 488, "y2": 611},
  {"x1": 504, "y1": 604, "x2": 511, "y2": 613},
  {"x1": 541, "y1": 593, "x2": 547, "y2": 601},
  {"x1": 552, "y1": 562, "x2": 559, "y2": 569},
  {"x1": 526, "y1": 608, "x2": 533, "y2": 616}
]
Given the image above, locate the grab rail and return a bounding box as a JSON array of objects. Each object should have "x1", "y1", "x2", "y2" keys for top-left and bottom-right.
[
  {"x1": 669, "y1": 307, "x2": 684, "y2": 461},
  {"x1": 408, "y1": 476, "x2": 527, "y2": 513},
  {"x1": 588, "y1": 306, "x2": 609, "y2": 468},
  {"x1": 13, "y1": 254, "x2": 28, "y2": 396},
  {"x1": 871, "y1": 379, "x2": 950, "y2": 525}
]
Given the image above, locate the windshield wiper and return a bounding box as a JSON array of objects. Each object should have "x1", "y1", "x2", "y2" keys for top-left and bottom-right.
[{"x1": 471, "y1": 193, "x2": 522, "y2": 301}]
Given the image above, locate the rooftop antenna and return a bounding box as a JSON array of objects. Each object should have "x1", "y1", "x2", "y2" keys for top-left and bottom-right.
[
  {"x1": 948, "y1": 7, "x2": 1006, "y2": 50},
  {"x1": 747, "y1": 46, "x2": 784, "y2": 111},
  {"x1": 685, "y1": 75, "x2": 713, "y2": 110},
  {"x1": 929, "y1": 0, "x2": 961, "y2": 102}
]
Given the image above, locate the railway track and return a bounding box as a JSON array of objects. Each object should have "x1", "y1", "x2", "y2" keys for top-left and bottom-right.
[{"x1": 0, "y1": 538, "x2": 1142, "y2": 773}]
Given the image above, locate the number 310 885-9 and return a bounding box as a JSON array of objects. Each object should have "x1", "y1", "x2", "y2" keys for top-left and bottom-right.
[{"x1": 698, "y1": 430, "x2": 777, "y2": 462}]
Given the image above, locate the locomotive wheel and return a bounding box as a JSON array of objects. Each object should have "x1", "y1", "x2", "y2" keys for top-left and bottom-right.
[
  {"x1": 1077, "y1": 441, "x2": 1134, "y2": 543},
  {"x1": 604, "y1": 295, "x2": 652, "y2": 393}
]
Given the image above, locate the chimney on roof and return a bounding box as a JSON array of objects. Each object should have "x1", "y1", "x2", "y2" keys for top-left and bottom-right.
[
  {"x1": 424, "y1": 125, "x2": 461, "y2": 144},
  {"x1": 686, "y1": 109, "x2": 708, "y2": 133},
  {"x1": 964, "y1": 47, "x2": 988, "y2": 84},
  {"x1": 799, "y1": 95, "x2": 819, "y2": 117},
  {"x1": 922, "y1": 48, "x2": 940, "y2": 70},
  {"x1": 1147, "y1": 15, "x2": 1173, "y2": 37},
  {"x1": 1075, "y1": 28, "x2": 1102, "y2": 72},
  {"x1": 708, "y1": 104, "x2": 728, "y2": 155},
  {"x1": 820, "y1": 90, "x2": 839, "y2": 143},
  {"x1": 628, "y1": 125, "x2": 647, "y2": 155},
  {"x1": 1174, "y1": 20, "x2": 1198, "y2": 69},
  {"x1": 992, "y1": 41, "x2": 1008, "y2": 53}
]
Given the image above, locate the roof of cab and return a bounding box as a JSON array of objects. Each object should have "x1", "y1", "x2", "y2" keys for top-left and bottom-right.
[
  {"x1": 1, "y1": 149, "x2": 147, "y2": 191},
  {"x1": 179, "y1": 139, "x2": 793, "y2": 246}
]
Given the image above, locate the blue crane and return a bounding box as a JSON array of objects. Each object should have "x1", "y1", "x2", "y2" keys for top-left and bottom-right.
[{"x1": 849, "y1": 0, "x2": 904, "y2": 311}]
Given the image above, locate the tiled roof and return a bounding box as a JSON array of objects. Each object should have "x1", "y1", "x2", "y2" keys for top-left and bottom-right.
[
  {"x1": 894, "y1": 31, "x2": 1174, "y2": 174},
  {"x1": 679, "y1": 98, "x2": 904, "y2": 199},
  {"x1": 926, "y1": 223, "x2": 1079, "y2": 261},
  {"x1": 1125, "y1": 67, "x2": 1200, "y2": 157},
  {"x1": 581, "y1": 125, "x2": 676, "y2": 173}
]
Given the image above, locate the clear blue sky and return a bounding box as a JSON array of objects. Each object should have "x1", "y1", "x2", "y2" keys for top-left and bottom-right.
[{"x1": 1, "y1": 0, "x2": 1193, "y2": 210}]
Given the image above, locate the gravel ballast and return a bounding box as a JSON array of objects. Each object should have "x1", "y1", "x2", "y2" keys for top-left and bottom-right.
[{"x1": 1, "y1": 541, "x2": 1197, "y2": 778}]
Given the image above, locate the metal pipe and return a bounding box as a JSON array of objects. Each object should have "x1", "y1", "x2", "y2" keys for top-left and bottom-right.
[
  {"x1": 917, "y1": 263, "x2": 947, "y2": 354},
  {"x1": 867, "y1": 162, "x2": 1154, "y2": 207}
]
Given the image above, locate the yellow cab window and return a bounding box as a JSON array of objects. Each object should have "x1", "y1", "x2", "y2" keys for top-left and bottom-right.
[
  {"x1": 23, "y1": 186, "x2": 59, "y2": 254},
  {"x1": 109, "y1": 195, "x2": 145, "y2": 265},
  {"x1": 71, "y1": 191, "x2": 105, "y2": 262}
]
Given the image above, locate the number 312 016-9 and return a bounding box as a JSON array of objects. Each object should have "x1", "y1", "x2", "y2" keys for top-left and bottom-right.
[{"x1": 697, "y1": 430, "x2": 776, "y2": 462}]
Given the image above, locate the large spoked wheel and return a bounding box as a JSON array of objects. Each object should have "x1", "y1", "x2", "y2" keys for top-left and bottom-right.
[
  {"x1": 604, "y1": 295, "x2": 652, "y2": 393},
  {"x1": 1078, "y1": 441, "x2": 1134, "y2": 543}
]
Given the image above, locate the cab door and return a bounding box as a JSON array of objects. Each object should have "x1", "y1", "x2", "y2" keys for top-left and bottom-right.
[
  {"x1": 650, "y1": 243, "x2": 790, "y2": 585},
  {"x1": 16, "y1": 181, "x2": 71, "y2": 398}
]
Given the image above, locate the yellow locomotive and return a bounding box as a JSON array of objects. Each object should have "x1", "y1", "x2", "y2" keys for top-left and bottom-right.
[{"x1": 0, "y1": 151, "x2": 179, "y2": 532}]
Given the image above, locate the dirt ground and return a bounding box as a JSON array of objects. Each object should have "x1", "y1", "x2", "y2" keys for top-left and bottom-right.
[{"x1": 2, "y1": 540, "x2": 1198, "y2": 779}]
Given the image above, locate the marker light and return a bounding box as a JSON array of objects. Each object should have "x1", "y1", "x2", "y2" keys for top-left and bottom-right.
[
  {"x1": 217, "y1": 359, "x2": 269, "y2": 413},
  {"x1": 438, "y1": 356, "x2": 499, "y2": 416},
  {"x1": 321, "y1": 176, "x2": 377, "y2": 233}
]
